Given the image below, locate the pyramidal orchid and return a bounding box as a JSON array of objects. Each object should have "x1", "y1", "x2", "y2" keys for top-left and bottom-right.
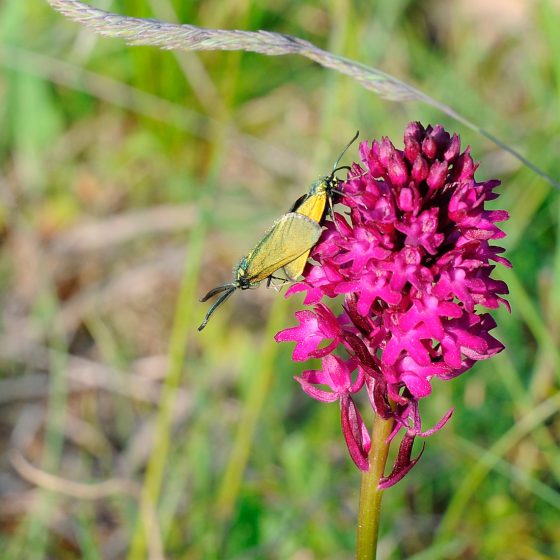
[{"x1": 276, "y1": 122, "x2": 509, "y2": 494}]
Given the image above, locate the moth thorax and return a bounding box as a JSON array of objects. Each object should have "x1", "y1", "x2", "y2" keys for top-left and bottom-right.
[
  {"x1": 235, "y1": 257, "x2": 249, "y2": 278},
  {"x1": 309, "y1": 177, "x2": 328, "y2": 195}
]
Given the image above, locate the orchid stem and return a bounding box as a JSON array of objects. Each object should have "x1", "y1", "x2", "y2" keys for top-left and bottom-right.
[{"x1": 356, "y1": 413, "x2": 394, "y2": 560}]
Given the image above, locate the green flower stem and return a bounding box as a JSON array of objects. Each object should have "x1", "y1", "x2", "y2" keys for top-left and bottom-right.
[{"x1": 356, "y1": 413, "x2": 394, "y2": 560}]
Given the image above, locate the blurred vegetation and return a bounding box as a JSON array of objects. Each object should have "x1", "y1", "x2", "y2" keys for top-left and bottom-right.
[{"x1": 0, "y1": 0, "x2": 559, "y2": 559}]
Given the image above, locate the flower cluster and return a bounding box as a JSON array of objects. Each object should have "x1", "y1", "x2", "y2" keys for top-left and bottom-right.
[{"x1": 276, "y1": 122, "x2": 510, "y2": 487}]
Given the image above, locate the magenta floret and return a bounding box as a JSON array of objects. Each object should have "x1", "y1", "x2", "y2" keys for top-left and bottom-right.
[{"x1": 275, "y1": 123, "x2": 510, "y2": 486}]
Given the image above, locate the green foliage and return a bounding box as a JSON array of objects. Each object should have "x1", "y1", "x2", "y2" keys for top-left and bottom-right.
[{"x1": 1, "y1": 0, "x2": 559, "y2": 558}]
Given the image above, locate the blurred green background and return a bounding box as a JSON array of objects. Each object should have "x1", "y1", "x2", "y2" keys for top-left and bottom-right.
[{"x1": 1, "y1": 0, "x2": 559, "y2": 558}]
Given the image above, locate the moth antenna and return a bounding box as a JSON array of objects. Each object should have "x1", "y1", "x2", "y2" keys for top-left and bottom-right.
[
  {"x1": 198, "y1": 287, "x2": 236, "y2": 331},
  {"x1": 199, "y1": 283, "x2": 236, "y2": 302},
  {"x1": 331, "y1": 130, "x2": 359, "y2": 175}
]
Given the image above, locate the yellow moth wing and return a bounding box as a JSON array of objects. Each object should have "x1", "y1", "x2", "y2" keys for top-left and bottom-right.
[
  {"x1": 293, "y1": 191, "x2": 327, "y2": 223},
  {"x1": 283, "y1": 251, "x2": 311, "y2": 281},
  {"x1": 243, "y1": 213, "x2": 322, "y2": 283}
]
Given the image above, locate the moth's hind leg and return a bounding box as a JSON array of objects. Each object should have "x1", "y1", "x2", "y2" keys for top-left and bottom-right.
[{"x1": 267, "y1": 274, "x2": 290, "y2": 292}]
